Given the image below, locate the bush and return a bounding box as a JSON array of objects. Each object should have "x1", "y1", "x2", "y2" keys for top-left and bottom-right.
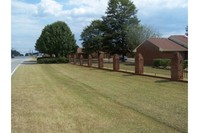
[
  {"x1": 153, "y1": 59, "x2": 171, "y2": 68},
  {"x1": 184, "y1": 60, "x2": 188, "y2": 69},
  {"x1": 37, "y1": 57, "x2": 69, "y2": 64}
]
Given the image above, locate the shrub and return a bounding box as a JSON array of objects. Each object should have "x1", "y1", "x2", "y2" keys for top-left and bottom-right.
[
  {"x1": 153, "y1": 59, "x2": 171, "y2": 68},
  {"x1": 184, "y1": 60, "x2": 188, "y2": 69},
  {"x1": 37, "y1": 57, "x2": 69, "y2": 64},
  {"x1": 153, "y1": 59, "x2": 160, "y2": 67}
]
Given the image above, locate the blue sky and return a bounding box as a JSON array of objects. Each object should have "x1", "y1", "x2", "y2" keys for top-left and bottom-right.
[{"x1": 11, "y1": 0, "x2": 188, "y2": 54}]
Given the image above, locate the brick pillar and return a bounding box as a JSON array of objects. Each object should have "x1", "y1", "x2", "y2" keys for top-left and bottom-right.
[
  {"x1": 79, "y1": 54, "x2": 83, "y2": 65},
  {"x1": 88, "y1": 54, "x2": 92, "y2": 67},
  {"x1": 98, "y1": 52, "x2": 104, "y2": 68},
  {"x1": 68, "y1": 54, "x2": 71, "y2": 63},
  {"x1": 113, "y1": 54, "x2": 119, "y2": 71},
  {"x1": 171, "y1": 52, "x2": 183, "y2": 80},
  {"x1": 135, "y1": 53, "x2": 144, "y2": 74},
  {"x1": 73, "y1": 54, "x2": 76, "y2": 64}
]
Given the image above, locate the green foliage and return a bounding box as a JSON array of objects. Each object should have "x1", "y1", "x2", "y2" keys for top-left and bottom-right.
[
  {"x1": 11, "y1": 49, "x2": 22, "y2": 56},
  {"x1": 37, "y1": 57, "x2": 69, "y2": 64},
  {"x1": 184, "y1": 60, "x2": 188, "y2": 69},
  {"x1": 102, "y1": 0, "x2": 139, "y2": 56},
  {"x1": 153, "y1": 59, "x2": 188, "y2": 70},
  {"x1": 153, "y1": 59, "x2": 171, "y2": 68},
  {"x1": 185, "y1": 26, "x2": 188, "y2": 36},
  {"x1": 80, "y1": 20, "x2": 103, "y2": 54},
  {"x1": 35, "y1": 21, "x2": 78, "y2": 57}
]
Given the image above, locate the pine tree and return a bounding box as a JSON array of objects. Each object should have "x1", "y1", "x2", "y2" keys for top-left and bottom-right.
[{"x1": 102, "y1": 0, "x2": 139, "y2": 61}]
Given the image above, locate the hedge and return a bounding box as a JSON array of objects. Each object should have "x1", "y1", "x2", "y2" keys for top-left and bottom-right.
[
  {"x1": 153, "y1": 59, "x2": 188, "y2": 70},
  {"x1": 184, "y1": 60, "x2": 188, "y2": 69},
  {"x1": 37, "y1": 57, "x2": 69, "y2": 64},
  {"x1": 153, "y1": 59, "x2": 171, "y2": 68}
]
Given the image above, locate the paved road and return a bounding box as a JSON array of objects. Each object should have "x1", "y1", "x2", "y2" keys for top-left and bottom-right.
[{"x1": 11, "y1": 56, "x2": 31, "y2": 75}]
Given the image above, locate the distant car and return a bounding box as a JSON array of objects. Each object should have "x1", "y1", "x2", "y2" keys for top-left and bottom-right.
[
  {"x1": 11, "y1": 55, "x2": 14, "y2": 58},
  {"x1": 119, "y1": 56, "x2": 127, "y2": 61}
]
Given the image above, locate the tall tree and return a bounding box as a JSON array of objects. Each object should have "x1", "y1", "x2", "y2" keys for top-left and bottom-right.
[
  {"x1": 102, "y1": 0, "x2": 139, "y2": 61},
  {"x1": 35, "y1": 25, "x2": 52, "y2": 56},
  {"x1": 80, "y1": 20, "x2": 103, "y2": 54},
  {"x1": 127, "y1": 25, "x2": 161, "y2": 56},
  {"x1": 185, "y1": 25, "x2": 188, "y2": 36},
  {"x1": 35, "y1": 21, "x2": 78, "y2": 57},
  {"x1": 11, "y1": 49, "x2": 22, "y2": 56}
]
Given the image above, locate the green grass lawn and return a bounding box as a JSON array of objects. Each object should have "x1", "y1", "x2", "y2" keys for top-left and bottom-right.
[{"x1": 12, "y1": 63, "x2": 188, "y2": 133}]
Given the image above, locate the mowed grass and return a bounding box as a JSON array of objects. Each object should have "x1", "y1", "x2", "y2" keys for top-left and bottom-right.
[{"x1": 12, "y1": 63, "x2": 188, "y2": 133}]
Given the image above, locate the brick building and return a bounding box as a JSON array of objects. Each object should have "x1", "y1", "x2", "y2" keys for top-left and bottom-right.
[{"x1": 133, "y1": 35, "x2": 188, "y2": 65}]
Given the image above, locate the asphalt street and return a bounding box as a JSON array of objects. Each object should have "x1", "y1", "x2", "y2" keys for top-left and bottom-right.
[{"x1": 11, "y1": 56, "x2": 31, "y2": 75}]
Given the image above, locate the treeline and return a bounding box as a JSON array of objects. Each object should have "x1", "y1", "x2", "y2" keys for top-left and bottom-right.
[
  {"x1": 35, "y1": 0, "x2": 160, "y2": 61},
  {"x1": 11, "y1": 49, "x2": 23, "y2": 57},
  {"x1": 81, "y1": 0, "x2": 160, "y2": 61}
]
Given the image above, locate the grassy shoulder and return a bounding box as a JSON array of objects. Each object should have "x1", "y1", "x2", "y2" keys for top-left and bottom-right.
[{"x1": 12, "y1": 63, "x2": 187, "y2": 133}]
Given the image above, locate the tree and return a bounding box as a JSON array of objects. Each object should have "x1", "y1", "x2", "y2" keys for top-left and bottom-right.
[
  {"x1": 185, "y1": 25, "x2": 188, "y2": 36},
  {"x1": 35, "y1": 21, "x2": 78, "y2": 57},
  {"x1": 102, "y1": 0, "x2": 139, "y2": 61},
  {"x1": 11, "y1": 49, "x2": 22, "y2": 56},
  {"x1": 80, "y1": 20, "x2": 104, "y2": 55},
  {"x1": 127, "y1": 25, "x2": 161, "y2": 56}
]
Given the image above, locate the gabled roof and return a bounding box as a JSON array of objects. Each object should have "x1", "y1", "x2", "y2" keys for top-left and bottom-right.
[
  {"x1": 168, "y1": 35, "x2": 188, "y2": 48},
  {"x1": 148, "y1": 38, "x2": 187, "y2": 51},
  {"x1": 134, "y1": 37, "x2": 188, "y2": 52}
]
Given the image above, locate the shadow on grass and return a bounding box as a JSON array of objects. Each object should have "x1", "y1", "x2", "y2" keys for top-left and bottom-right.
[
  {"x1": 122, "y1": 74, "x2": 135, "y2": 76},
  {"x1": 120, "y1": 62, "x2": 135, "y2": 66},
  {"x1": 155, "y1": 79, "x2": 173, "y2": 83}
]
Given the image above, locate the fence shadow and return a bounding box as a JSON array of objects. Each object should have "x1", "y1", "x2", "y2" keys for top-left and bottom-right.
[{"x1": 155, "y1": 79, "x2": 173, "y2": 83}]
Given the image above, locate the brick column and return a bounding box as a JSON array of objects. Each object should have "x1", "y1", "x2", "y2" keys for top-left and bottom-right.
[
  {"x1": 88, "y1": 54, "x2": 92, "y2": 67},
  {"x1": 73, "y1": 54, "x2": 76, "y2": 64},
  {"x1": 135, "y1": 53, "x2": 144, "y2": 74},
  {"x1": 68, "y1": 54, "x2": 71, "y2": 63},
  {"x1": 98, "y1": 52, "x2": 104, "y2": 68},
  {"x1": 113, "y1": 54, "x2": 119, "y2": 71},
  {"x1": 79, "y1": 54, "x2": 83, "y2": 66},
  {"x1": 171, "y1": 52, "x2": 183, "y2": 80}
]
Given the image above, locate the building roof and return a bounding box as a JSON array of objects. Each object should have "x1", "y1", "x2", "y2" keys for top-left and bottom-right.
[
  {"x1": 168, "y1": 35, "x2": 188, "y2": 48},
  {"x1": 148, "y1": 38, "x2": 187, "y2": 52},
  {"x1": 134, "y1": 36, "x2": 188, "y2": 52}
]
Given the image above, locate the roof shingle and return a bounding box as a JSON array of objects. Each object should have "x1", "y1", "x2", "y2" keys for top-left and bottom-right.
[
  {"x1": 168, "y1": 35, "x2": 188, "y2": 48},
  {"x1": 147, "y1": 38, "x2": 187, "y2": 52}
]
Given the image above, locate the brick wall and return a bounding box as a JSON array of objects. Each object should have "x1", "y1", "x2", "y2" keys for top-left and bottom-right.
[{"x1": 137, "y1": 41, "x2": 174, "y2": 65}]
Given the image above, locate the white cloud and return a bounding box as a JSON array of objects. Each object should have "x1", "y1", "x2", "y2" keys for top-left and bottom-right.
[
  {"x1": 12, "y1": 0, "x2": 188, "y2": 51},
  {"x1": 66, "y1": 0, "x2": 108, "y2": 16},
  {"x1": 29, "y1": 0, "x2": 108, "y2": 17},
  {"x1": 37, "y1": 0, "x2": 64, "y2": 16},
  {"x1": 133, "y1": 0, "x2": 188, "y2": 16},
  {"x1": 134, "y1": 0, "x2": 187, "y2": 10},
  {"x1": 12, "y1": 0, "x2": 38, "y2": 15},
  {"x1": 68, "y1": 0, "x2": 108, "y2": 8}
]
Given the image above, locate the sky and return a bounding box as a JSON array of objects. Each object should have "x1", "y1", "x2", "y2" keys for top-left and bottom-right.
[{"x1": 11, "y1": 0, "x2": 188, "y2": 54}]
